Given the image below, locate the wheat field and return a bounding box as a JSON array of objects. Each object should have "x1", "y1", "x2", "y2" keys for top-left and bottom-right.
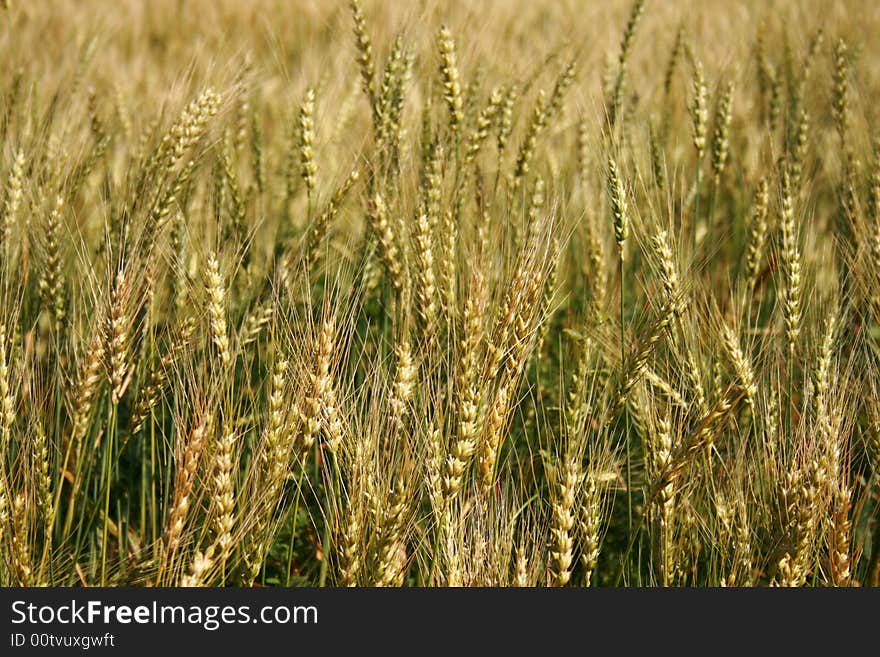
[{"x1": 0, "y1": 0, "x2": 878, "y2": 587}]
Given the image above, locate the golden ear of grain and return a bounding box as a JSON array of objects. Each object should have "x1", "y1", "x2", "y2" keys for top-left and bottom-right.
[
  {"x1": 437, "y1": 26, "x2": 464, "y2": 134},
  {"x1": 350, "y1": 0, "x2": 377, "y2": 109},
  {"x1": 548, "y1": 454, "x2": 582, "y2": 586},
  {"x1": 607, "y1": 157, "x2": 629, "y2": 262},
  {"x1": 779, "y1": 169, "x2": 801, "y2": 355},
  {"x1": 205, "y1": 253, "x2": 232, "y2": 369},
  {"x1": 689, "y1": 61, "x2": 709, "y2": 161},
  {"x1": 299, "y1": 88, "x2": 317, "y2": 193},
  {"x1": 710, "y1": 81, "x2": 734, "y2": 183}
]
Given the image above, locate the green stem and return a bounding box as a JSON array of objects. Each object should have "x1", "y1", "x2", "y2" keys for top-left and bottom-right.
[
  {"x1": 100, "y1": 403, "x2": 117, "y2": 586},
  {"x1": 620, "y1": 256, "x2": 634, "y2": 582},
  {"x1": 318, "y1": 453, "x2": 338, "y2": 586},
  {"x1": 693, "y1": 164, "x2": 703, "y2": 262},
  {"x1": 285, "y1": 468, "x2": 307, "y2": 586},
  {"x1": 788, "y1": 345, "x2": 795, "y2": 441}
]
